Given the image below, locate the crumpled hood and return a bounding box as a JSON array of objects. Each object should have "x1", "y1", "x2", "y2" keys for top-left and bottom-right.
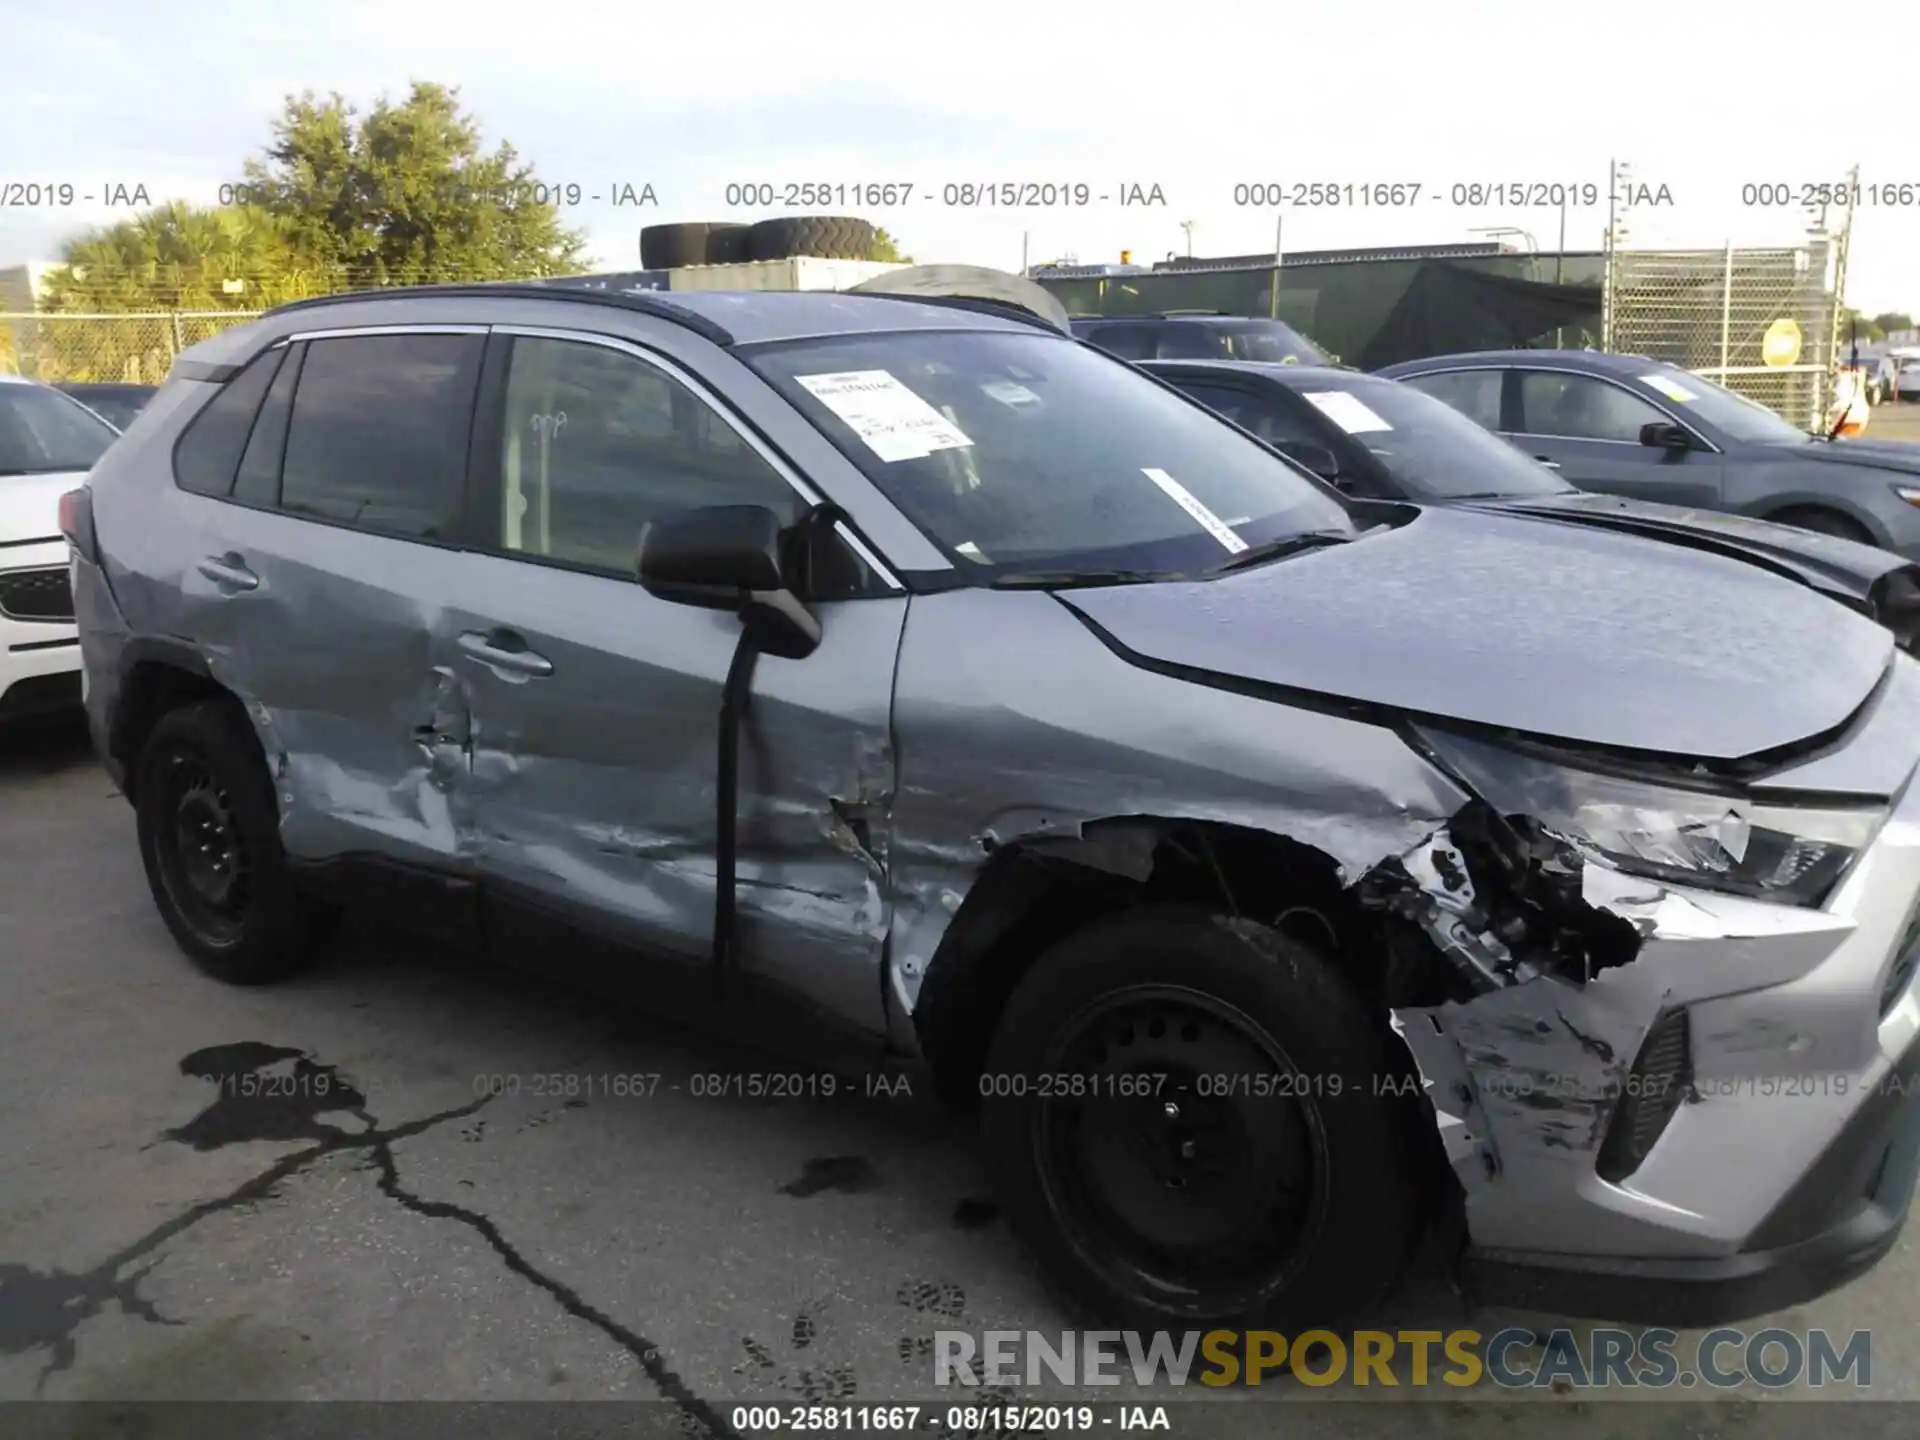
[
  {"x1": 1789, "y1": 438, "x2": 1920, "y2": 478},
  {"x1": 0, "y1": 470, "x2": 84, "y2": 546},
  {"x1": 1059, "y1": 506, "x2": 1893, "y2": 762},
  {"x1": 1471, "y1": 490, "x2": 1907, "y2": 598}
]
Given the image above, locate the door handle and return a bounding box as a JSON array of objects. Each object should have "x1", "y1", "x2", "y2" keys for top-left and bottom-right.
[
  {"x1": 457, "y1": 629, "x2": 554, "y2": 678},
  {"x1": 196, "y1": 555, "x2": 260, "y2": 591},
  {"x1": 1532, "y1": 457, "x2": 1562, "y2": 468}
]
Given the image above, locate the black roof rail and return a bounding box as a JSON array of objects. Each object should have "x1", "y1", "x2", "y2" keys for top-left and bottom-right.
[
  {"x1": 843, "y1": 290, "x2": 1066, "y2": 333},
  {"x1": 262, "y1": 281, "x2": 737, "y2": 347}
]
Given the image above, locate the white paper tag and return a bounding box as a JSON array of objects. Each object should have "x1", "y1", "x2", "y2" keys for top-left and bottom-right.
[
  {"x1": 796, "y1": 370, "x2": 973, "y2": 462},
  {"x1": 1640, "y1": 373, "x2": 1697, "y2": 403},
  {"x1": 981, "y1": 380, "x2": 1041, "y2": 409},
  {"x1": 1141, "y1": 468, "x2": 1249, "y2": 554},
  {"x1": 1303, "y1": 391, "x2": 1393, "y2": 434}
]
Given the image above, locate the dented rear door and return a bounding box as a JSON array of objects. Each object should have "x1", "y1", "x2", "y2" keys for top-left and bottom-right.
[
  {"x1": 170, "y1": 328, "x2": 489, "y2": 874},
  {"x1": 447, "y1": 326, "x2": 907, "y2": 1035}
]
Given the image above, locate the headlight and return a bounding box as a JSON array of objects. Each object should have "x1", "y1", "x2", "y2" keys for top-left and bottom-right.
[{"x1": 1416, "y1": 728, "x2": 1886, "y2": 908}]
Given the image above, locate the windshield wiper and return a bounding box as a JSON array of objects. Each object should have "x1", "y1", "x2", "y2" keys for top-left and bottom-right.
[
  {"x1": 990, "y1": 568, "x2": 1184, "y2": 590},
  {"x1": 1210, "y1": 530, "x2": 1352, "y2": 574}
]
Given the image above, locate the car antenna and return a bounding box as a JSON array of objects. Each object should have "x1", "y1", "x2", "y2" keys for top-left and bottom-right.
[{"x1": 1826, "y1": 315, "x2": 1860, "y2": 442}]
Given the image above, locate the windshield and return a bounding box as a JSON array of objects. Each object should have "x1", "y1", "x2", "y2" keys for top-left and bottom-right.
[
  {"x1": 1295, "y1": 375, "x2": 1572, "y2": 499},
  {"x1": 1632, "y1": 365, "x2": 1809, "y2": 443},
  {"x1": 0, "y1": 382, "x2": 118, "y2": 475},
  {"x1": 746, "y1": 329, "x2": 1355, "y2": 580},
  {"x1": 1205, "y1": 321, "x2": 1329, "y2": 366}
]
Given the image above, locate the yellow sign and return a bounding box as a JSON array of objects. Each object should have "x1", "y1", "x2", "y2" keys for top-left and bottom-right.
[{"x1": 1762, "y1": 318, "x2": 1803, "y2": 367}]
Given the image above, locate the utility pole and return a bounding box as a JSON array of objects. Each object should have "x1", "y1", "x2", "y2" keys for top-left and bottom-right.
[
  {"x1": 1179, "y1": 220, "x2": 1196, "y2": 258},
  {"x1": 1269, "y1": 213, "x2": 1284, "y2": 319}
]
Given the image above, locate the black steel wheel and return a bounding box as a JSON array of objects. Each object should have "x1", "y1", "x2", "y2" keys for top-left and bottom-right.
[
  {"x1": 134, "y1": 699, "x2": 336, "y2": 984},
  {"x1": 982, "y1": 905, "x2": 1428, "y2": 1331},
  {"x1": 150, "y1": 753, "x2": 253, "y2": 947},
  {"x1": 1034, "y1": 985, "x2": 1325, "y2": 1313}
]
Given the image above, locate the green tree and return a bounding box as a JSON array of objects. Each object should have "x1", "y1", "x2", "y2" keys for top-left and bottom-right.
[
  {"x1": 1871, "y1": 311, "x2": 1914, "y2": 336},
  {"x1": 43, "y1": 201, "x2": 326, "y2": 311},
  {"x1": 1841, "y1": 308, "x2": 1881, "y2": 341},
  {"x1": 239, "y1": 81, "x2": 589, "y2": 286},
  {"x1": 33, "y1": 202, "x2": 328, "y2": 381},
  {"x1": 870, "y1": 227, "x2": 913, "y2": 264}
]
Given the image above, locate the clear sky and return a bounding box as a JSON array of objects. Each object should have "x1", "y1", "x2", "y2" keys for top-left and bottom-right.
[{"x1": 5, "y1": 0, "x2": 1918, "y2": 314}]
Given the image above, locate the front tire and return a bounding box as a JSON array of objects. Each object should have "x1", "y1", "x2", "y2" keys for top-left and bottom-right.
[
  {"x1": 981, "y1": 905, "x2": 1428, "y2": 1332},
  {"x1": 134, "y1": 699, "x2": 334, "y2": 985}
]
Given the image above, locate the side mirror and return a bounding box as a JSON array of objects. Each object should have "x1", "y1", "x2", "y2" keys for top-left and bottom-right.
[
  {"x1": 1640, "y1": 421, "x2": 1693, "y2": 451},
  {"x1": 1276, "y1": 440, "x2": 1344, "y2": 483},
  {"x1": 637, "y1": 504, "x2": 823, "y2": 660}
]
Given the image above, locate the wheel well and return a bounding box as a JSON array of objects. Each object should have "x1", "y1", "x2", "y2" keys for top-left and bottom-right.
[
  {"x1": 910, "y1": 819, "x2": 1396, "y2": 1110},
  {"x1": 1763, "y1": 504, "x2": 1873, "y2": 543},
  {"x1": 113, "y1": 661, "x2": 235, "y2": 799}
]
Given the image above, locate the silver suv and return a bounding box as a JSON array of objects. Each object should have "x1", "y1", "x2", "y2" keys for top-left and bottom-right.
[{"x1": 64, "y1": 281, "x2": 1920, "y2": 1333}]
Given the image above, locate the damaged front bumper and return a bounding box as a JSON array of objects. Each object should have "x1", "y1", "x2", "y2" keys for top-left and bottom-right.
[{"x1": 1387, "y1": 768, "x2": 1920, "y2": 1325}]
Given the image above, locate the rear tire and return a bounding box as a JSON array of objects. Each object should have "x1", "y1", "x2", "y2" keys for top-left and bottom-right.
[
  {"x1": 980, "y1": 905, "x2": 1428, "y2": 1332},
  {"x1": 746, "y1": 215, "x2": 878, "y2": 262},
  {"x1": 134, "y1": 699, "x2": 336, "y2": 985},
  {"x1": 1768, "y1": 506, "x2": 1873, "y2": 545}
]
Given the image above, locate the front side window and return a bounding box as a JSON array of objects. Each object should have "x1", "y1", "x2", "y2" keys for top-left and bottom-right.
[
  {"x1": 495, "y1": 336, "x2": 805, "y2": 573},
  {"x1": 0, "y1": 382, "x2": 119, "y2": 477},
  {"x1": 1400, "y1": 368, "x2": 1504, "y2": 431},
  {"x1": 1516, "y1": 371, "x2": 1666, "y2": 442},
  {"x1": 279, "y1": 333, "x2": 483, "y2": 539},
  {"x1": 746, "y1": 329, "x2": 1355, "y2": 581}
]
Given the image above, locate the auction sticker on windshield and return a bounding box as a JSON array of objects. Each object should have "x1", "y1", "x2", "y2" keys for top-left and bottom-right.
[
  {"x1": 1640, "y1": 373, "x2": 1698, "y2": 403},
  {"x1": 796, "y1": 370, "x2": 973, "y2": 462},
  {"x1": 1304, "y1": 391, "x2": 1393, "y2": 434},
  {"x1": 1142, "y1": 467, "x2": 1249, "y2": 553}
]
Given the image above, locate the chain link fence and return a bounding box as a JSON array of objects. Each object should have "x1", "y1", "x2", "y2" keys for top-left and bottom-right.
[
  {"x1": 1601, "y1": 245, "x2": 1843, "y2": 430},
  {"x1": 0, "y1": 311, "x2": 268, "y2": 385},
  {"x1": 1600, "y1": 168, "x2": 1853, "y2": 430}
]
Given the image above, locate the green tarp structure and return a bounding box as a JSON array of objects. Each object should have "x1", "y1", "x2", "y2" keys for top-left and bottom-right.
[{"x1": 1036, "y1": 254, "x2": 1606, "y2": 369}]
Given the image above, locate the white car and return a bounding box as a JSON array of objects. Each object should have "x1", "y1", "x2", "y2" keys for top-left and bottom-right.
[{"x1": 0, "y1": 373, "x2": 117, "y2": 724}]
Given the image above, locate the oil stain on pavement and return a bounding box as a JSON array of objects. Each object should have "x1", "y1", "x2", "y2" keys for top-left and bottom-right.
[{"x1": 0, "y1": 1041, "x2": 736, "y2": 1437}]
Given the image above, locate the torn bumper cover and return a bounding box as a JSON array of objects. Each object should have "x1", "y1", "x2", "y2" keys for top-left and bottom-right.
[{"x1": 1370, "y1": 737, "x2": 1920, "y2": 1325}]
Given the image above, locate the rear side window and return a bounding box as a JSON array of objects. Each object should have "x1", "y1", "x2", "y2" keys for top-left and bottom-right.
[
  {"x1": 233, "y1": 344, "x2": 303, "y2": 506},
  {"x1": 279, "y1": 333, "x2": 483, "y2": 539},
  {"x1": 172, "y1": 348, "x2": 286, "y2": 496}
]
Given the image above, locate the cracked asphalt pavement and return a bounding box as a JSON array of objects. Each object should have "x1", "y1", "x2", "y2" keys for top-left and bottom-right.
[{"x1": 4, "y1": 718, "x2": 1918, "y2": 1437}]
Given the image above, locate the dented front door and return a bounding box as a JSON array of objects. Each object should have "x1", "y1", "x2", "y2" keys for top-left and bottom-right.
[
  {"x1": 446, "y1": 325, "x2": 906, "y2": 1034},
  {"x1": 445, "y1": 558, "x2": 907, "y2": 1033}
]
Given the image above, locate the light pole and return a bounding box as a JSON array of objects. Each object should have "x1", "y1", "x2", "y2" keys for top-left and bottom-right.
[{"x1": 1179, "y1": 220, "x2": 1196, "y2": 258}]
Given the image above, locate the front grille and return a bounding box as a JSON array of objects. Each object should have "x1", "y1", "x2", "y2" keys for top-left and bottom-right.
[
  {"x1": 0, "y1": 566, "x2": 74, "y2": 622},
  {"x1": 1596, "y1": 1008, "x2": 1693, "y2": 1183}
]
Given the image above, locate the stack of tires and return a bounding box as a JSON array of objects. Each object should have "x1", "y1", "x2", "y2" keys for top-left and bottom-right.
[{"x1": 640, "y1": 216, "x2": 878, "y2": 268}]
